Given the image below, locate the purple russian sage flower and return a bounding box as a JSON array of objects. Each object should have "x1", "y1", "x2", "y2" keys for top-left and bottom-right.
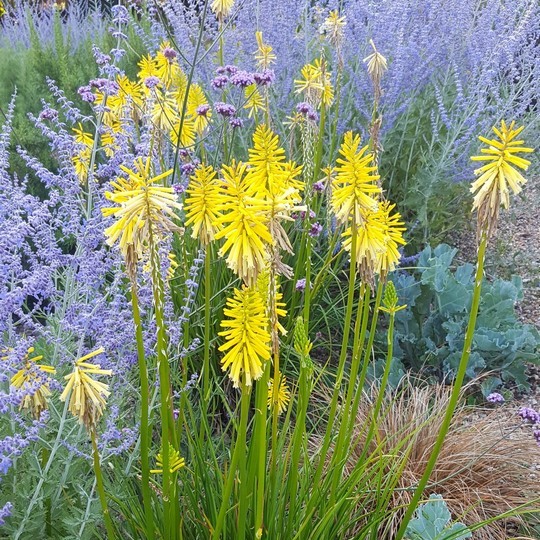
[
  {"x1": 230, "y1": 70, "x2": 256, "y2": 87},
  {"x1": 295, "y1": 278, "x2": 307, "y2": 292},
  {"x1": 211, "y1": 75, "x2": 229, "y2": 90},
  {"x1": 111, "y1": 4, "x2": 129, "y2": 25},
  {"x1": 214, "y1": 102, "x2": 237, "y2": 117},
  {"x1": 254, "y1": 69, "x2": 275, "y2": 86},
  {"x1": 518, "y1": 407, "x2": 540, "y2": 424},
  {"x1": 144, "y1": 76, "x2": 160, "y2": 89},
  {"x1": 486, "y1": 392, "x2": 505, "y2": 404},
  {"x1": 313, "y1": 180, "x2": 325, "y2": 193},
  {"x1": 229, "y1": 117, "x2": 244, "y2": 128},
  {"x1": 196, "y1": 104, "x2": 211, "y2": 116},
  {"x1": 0, "y1": 502, "x2": 13, "y2": 526},
  {"x1": 309, "y1": 222, "x2": 323, "y2": 238}
]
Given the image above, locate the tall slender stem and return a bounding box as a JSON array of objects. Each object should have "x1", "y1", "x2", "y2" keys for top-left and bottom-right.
[
  {"x1": 305, "y1": 218, "x2": 358, "y2": 517},
  {"x1": 149, "y1": 233, "x2": 176, "y2": 539},
  {"x1": 130, "y1": 279, "x2": 155, "y2": 540},
  {"x1": 395, "y1": 232, "x2": 488, "y2": 540},
  {"x1": 212, "y1": 384, "x2": 251, "y2": 540},
  {"x1": 91, "y1": 429, "x2": 116, "y2": 540}
]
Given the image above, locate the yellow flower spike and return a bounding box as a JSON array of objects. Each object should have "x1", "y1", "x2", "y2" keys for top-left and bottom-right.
[
  {"x1": 244, "y1": 85, "x2": 265, "y2": 118},
  {"x1": 60, "y1": 347, "x2": 112, "y2": 432},
  {"x1": 150, "y1": 443, "x2": 185, "y2": 474},
  {"x1": 169, "y1": 117, "x2": 196, "y2": 149},
  {"x1": 321, "y1": 10, "x2": 347, "y2": 47},
  {"x1": 211, "y1": 0, "x2": 234, "y2": 19},
  {"x1": 10, "y1": 348, "x2": 56, "y2": 419},
  {"x1": 470, "y1": 120, "x2": 534, "y2": 237},
  {"x1": 267, "y1": 372, "x2": 290, "y2": 415},
  {"x1": 167, "y1": 252, "x2": 178, "y2": 281},
  {"x1": 184, "y1": 164, "x2": 222, "y2": 245},
  {"x1": 374, "y1": 201, "x2": 407, "y2": 278},
  {"x1": 294, "y1": 58, "x2": 334, "y2": 107},
  {"x1": 248, "y1": 124, "x2": 287, "y2": 193},
  {"x1": 187, "y1": 84, "x2": 212, "y2": 134},
  {"x1": 219, "y1": 286, "x2": 271, "y2": 388},
  {"x1": 138, "y1": 54, "x2": 159, "y2": 82},
  {"x1": 155, "y1": 42, "x2": 184, "y2": 89},
  {"x1": 214, "y1": 161, "x2": 273, "y2": 285},
  {"x1": 332, "y1": 131, "x2": 381, "y2": 225},
  {"x1": 102, "y1": 157, "x2": 181, "y2": 258},
  {"x1": 343, "y1": 202, "x2": 406, "y2": 283},
  {"x1": 72, "y1": 123, "x2": 93, "y2": 147},
  {"x1": 151, "y1": 92, "x2": 180, "y2": 132},
  {"x1": 363, "y1": 39, "x2": 388, "y2": 89},
  {"x1": 254, "y1": 31, "x2": 276, "y2": 70}
]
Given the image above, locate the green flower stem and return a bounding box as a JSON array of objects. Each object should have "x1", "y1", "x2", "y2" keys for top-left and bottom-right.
[
  {"x1": 91, "y1": 429, "x2": 116, "y2": 540},
  {"x1": 373, "y1": 303, "x2": 397, "y2": 424},
  {"x1": 252, "y1": 360, "x2": 270, "y2": 536},
  {"x1": 285, "y1": 354, "x2": 312, "y2": 536},
  {"x1": 201, "y1": 244, "x2": 212, "y2": 437},
  {"x1": 347, "y1": 279, "x2": 383, "y2": 445},
  {"x1": 149, "y1": 235, "x2": 176, "y2": 539},
  {"x1": 301, "y1": 104, "x2": 326, "y2": 330},
  {"x1": 212, "y1": 384, "x2": 251, "y2": 540},
  {"x1": 305, "y1": 218, "x2": 358, "y2": 517},
  {"x1": 329, "y1": 283, "x2": 371, "y2": 502},
  {"x1": 130, "y1": 279, "x2": 155, "y2": 540},
  {"x1": 394, "y1": 231, "x2": 488, "y2": 540}
]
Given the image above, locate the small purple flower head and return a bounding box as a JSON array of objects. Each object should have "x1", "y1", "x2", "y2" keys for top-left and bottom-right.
[
  {"x1": 181, "y1": 163, "x2": 197, "y2": 177},
  {"x1": 223, "y1": 65, "x2": 239, "y2": 75},
  {"x1": 230, "y1": 70, "x2": 256, "y2": 88},
  {"x1": 309, "y1": 222, "x2": 323, "y2": 238},
  {"x1": 173, "y1": 184, "x2": 186, "y2": 194},
  {"x1": 216, "y1": 66, "x2": 227, "y2": 75},
  {"x1": 173, "y1": 409, "x2": 180, "y2": 420},
  {"x1": 295, "y1": 278, "x2": 307, "y2": 292},
  {"x1": 78, "y1": 85, "x2": 95, "y2": 103},
  {"x1": 534, "y1": 429, "x2": 540, "y2": 446},
  {"x1": 162, "y1": 47, "x2": 177, "y2": 61},
  {"x1": 300, "y1": 209, "x2": 316, "y2": 220},
  {"x1": 297, "y1": 102, "x2": 318, "y2": 122},
  {"x1": 211, "y1": 75, "x2": 229, "y2": 90},
  {"x1": 518, "y1": 407, "x2": 540, "y2": 424},
  {"x1": 486, "y1": 392, "x2": 505, "y2": 404},
  {"x1": 229, "y1": 117, "x2": 244, "y2": 129},
  {"x1": 39, "y1": 108, "x2": 58, "y2": 121},
  {"x1": 254, "y1": 69, "x2": 276, "y2": 86},
  {"x1": 214, "y1": 102, "x2": 236, "y2": 117},
  {"x1": 313, "y1": 180, "x2": 325, "y2": 193},
  {"x1": 144, "y1": 76, "x2": 160, "y2": 89},
  {"x1": 297, "y1": 101, "x2": 314, "y2": 114},
  {"x1": 196, "y1": 104, "x2": 211, "y2": 116},
  {"x1": 486, "y1": 392, "x2": 505, "y2": 403}
]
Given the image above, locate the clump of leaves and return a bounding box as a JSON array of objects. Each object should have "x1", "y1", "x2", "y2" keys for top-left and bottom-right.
[
  {"x1": 406, "y1": 494, "x2": 471, "y2": 540},
  {"x1": 389, "y1": 244, "x2": 540, "y2": 391}
]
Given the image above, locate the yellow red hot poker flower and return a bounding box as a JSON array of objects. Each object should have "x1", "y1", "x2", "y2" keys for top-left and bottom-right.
[
  {"x1": 219, "y1": 286, "x2": 271, "y2": 388},
  {"x1": 102, "y1": 157, "x2": 181, "y2": 258},
  {"x1": 470, "y1": 120, "x2": 534, "y2": 237}
]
